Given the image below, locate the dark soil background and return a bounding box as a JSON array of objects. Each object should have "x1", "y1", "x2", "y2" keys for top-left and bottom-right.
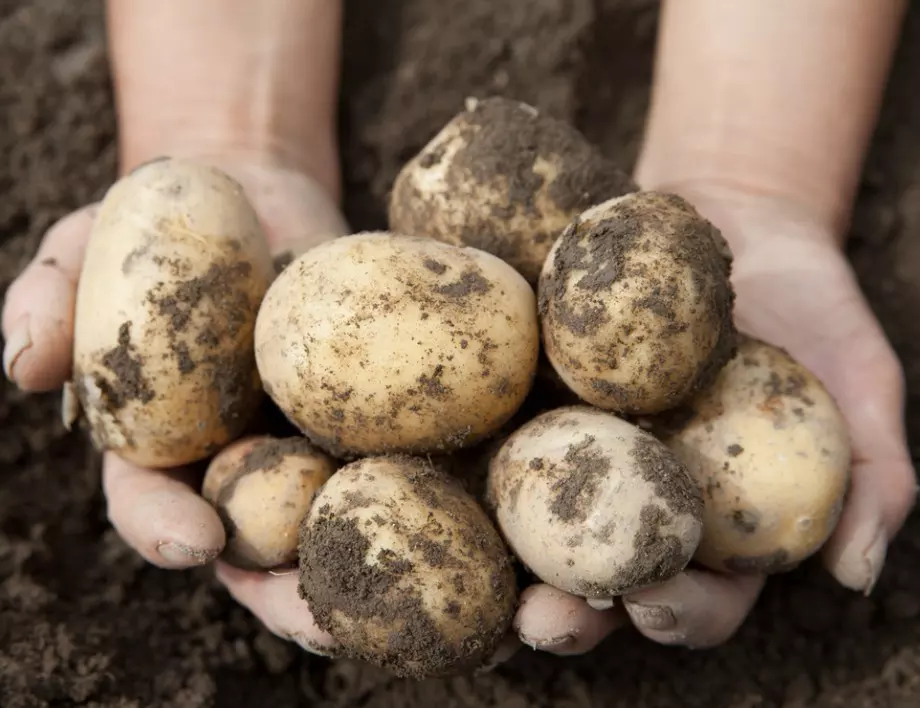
[{"x1": 2, "y1": 0, "x2": 920, "y2": 706}]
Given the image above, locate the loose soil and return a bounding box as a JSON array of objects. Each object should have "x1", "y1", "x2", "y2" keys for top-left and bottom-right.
[{"x1": 2, "y1": 0, "x2": 920, "y2": 706}]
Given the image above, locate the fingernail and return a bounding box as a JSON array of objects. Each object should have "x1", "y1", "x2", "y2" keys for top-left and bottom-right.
[
  {"x1": 833, "y1": 527, "x2": 887, "y2": 595},
  {"x1": 626, "y1": 602, "x2": 677, "y2": 631},
  {"x1": 517, "y1": 632, "x2": 576, "y2": 652},
  {"x1": 3, "y1": 319, "x2": 32, "y2": 384},
  {"x1": 587, "y1": 597, "x2": 615, "y2": 611},
  {"x1": 156, "y1": 541, "x2": 219, "y2": 567},
  {"x1": 476, "y1": 635, "x2": 521, "y2": 673},
  {"x1": 291, "y1": 634, "x2": 336, "y2": 658}
]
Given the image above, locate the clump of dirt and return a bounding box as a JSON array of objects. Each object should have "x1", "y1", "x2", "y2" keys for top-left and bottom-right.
[{"x1": 3, "y1": 0, "x2": 920, "y2": 706}]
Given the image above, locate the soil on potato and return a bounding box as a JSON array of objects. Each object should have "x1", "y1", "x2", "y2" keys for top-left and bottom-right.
[{"x1": 2, "y1": 1, "x2": 920, "y2": 706}]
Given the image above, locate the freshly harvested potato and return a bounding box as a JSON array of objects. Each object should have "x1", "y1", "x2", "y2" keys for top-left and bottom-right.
[
  {"x1": 202, "y1": 435, "x2": 337, "y2": 570},
  {"x1": 486, "y1": 406, "x2": 704, "y2": 604},
  {"x1": 648, "y1": 336, "x2": 852, "y2": 574},
  {"x1": 69, "y1": 158, "x2": 275, "y2": 468},
  {"x1": 255, "y1": 232, "x2": 540, "y2": 458},
  {"x1": 388, "y1": 96, "x2": 636, "y2": 284},
  {"x1": 298, "y1": 455, "x2": 518, "y2": 679},
  {"x1": 538, "y1": 191, "x2": 737, "y2": 416}
]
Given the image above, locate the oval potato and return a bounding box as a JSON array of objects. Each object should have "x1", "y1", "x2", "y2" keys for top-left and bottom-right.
[
  {"x1": 71, "y1": 158, "x2": 275, "y2": 467},
  {"x1": 486, "y1": 406, "x2": 704, "y2": 602},
  {"x1": 388, "y1": 97, "x2": 636, "y2": 284},
  {"x1": 649, "y1": 336, "x2": 852, "y2": 574},
  {"x1": 255, "y1": 232, "x2": 540, "y2": 457},
  {"x1": 538, "y1": 191, "x2": 737, "y2": 415},
  {"x1": 202, "y1": 435, "x2": 337, "y2": 570},
  {"x1": 298, "y1": 455, "x2": 518, "y2": 679}
]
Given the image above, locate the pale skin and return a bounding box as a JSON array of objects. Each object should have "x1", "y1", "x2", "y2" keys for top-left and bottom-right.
[{"x1": 2, "y1": 0, "x2": 916, "y2": 660}]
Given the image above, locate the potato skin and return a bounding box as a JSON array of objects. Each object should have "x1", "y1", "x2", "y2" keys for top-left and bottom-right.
[
  {"x1": 388, "y1": 97, "x2": 636, "y2": 284},
  {"x1": 650, "y1": 336, "x2": 852, "y2": 574},
  {"x1": 202, "y1": 436, "x2": 337, "y2": 570},
  {"x1": 298, "y1": 455, "x2": 518, "y2": 679},
  {"x1": 255, "y1": 232, "x2": 540, "y2": 458},
  {"x1": 71, "y1": 158, "x2": 275, "y2": 467},
  {"x1": 486, "y1": 406, "x2": 704, "y2": 600},
  {"x1": 538, "y1": 191, "x2": 737, "y2": 415}
]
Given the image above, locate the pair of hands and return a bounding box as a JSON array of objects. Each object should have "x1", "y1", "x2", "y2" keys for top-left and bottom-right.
[{"x1": 3, "y1": 156, "x2": 916, "y2": 663}]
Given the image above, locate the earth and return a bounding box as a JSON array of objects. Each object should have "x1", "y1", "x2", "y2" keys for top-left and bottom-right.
[{"x1": 2, "y1": 1, "x2": 920, "y2": 706}]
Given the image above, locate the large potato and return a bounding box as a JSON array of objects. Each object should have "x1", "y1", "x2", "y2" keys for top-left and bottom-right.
[
  {"x1": 649, "y1": 336, "x2": 852, "y2": 574},
  {"x1": 255, "y1": 232, "x2": 540, "y2": 458},
  {"x1": 388, "y1": 97, "x2": 636, "y2": 284},
  {"x1": 538, "y1": 191, "x2": 737, "y2": 415},
  {"x1": 70, "y1": 158, "x2": 275, "y2": 468},
  {"x1": 486, "y1": 406, "x2": 703, "y2": 603},
  {"x1": 202, "y1": 435, "x2": 337, "y2": 570},
  {"x1": 298, "y1": 455, "x2": 518, "y2": 679}
]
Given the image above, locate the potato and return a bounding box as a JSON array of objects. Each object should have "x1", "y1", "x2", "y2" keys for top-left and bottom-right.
[
  {"x1": 298, "y1": 454, "x2": 518, "y2": 679},
  {"x1": 69, "y1": 158, "x2": 275, "y2": 467},
  {"x1": 485, "y1": 406, "x2": 703, "y2": 603},
  {"x1": 538, "y1": 191, "x2": 737, "y2": 416},
  {"x1": 255, "y1": 232, "x2": 540, "y2": 458},
  {"x1": 388, "y1": 96, "x2": 636, "y2": 284},
  {"x1": 648, "y1": 336, "x2": 851, "y2": 574},
  {"x1": 202, "y1": 435, "x2": 337, "y2": 570}
]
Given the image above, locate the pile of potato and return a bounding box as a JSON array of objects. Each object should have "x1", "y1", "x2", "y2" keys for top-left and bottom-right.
[{"x1": 65, "y1": 97, "x2": 851, "y2": 680}]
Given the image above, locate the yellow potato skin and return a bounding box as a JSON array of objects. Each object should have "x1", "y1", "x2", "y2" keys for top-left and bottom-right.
[
  {"x1": 388, "y1": 97, "x2": 636, "y2": 285},
  {"x1": 255, "y1": 232, "x2": 540, "y2": 458},
  {"x1": 652, "y1": 336, "x2": 852, "y2": 574},
  {"x1": 202, "y1": 436, "x2": 336, "y2": 570},
  {"x1": 71, "y1": 158, "x2": 275, "y2": 468},
  {"x1": 298, "y1": 455, "x2": 518, "y2": 680}
]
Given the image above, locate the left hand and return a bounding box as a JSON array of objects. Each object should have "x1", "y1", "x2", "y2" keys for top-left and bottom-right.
[{"x1": 515, "y1": 192, "x2": 918, "y2": 654}]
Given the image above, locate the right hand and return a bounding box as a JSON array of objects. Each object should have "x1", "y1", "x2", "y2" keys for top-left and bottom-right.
[{"x1": 1, "y1": 156, "x2": 352, "y2": 654}]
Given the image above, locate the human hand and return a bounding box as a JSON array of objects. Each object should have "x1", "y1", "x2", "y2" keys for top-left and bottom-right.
[
  {"x1": 1, "y1": 157, "x2": 353, "y2": 655},
  {"x1": 511, "y1": 192, "x2": 917, "y2": 655}
]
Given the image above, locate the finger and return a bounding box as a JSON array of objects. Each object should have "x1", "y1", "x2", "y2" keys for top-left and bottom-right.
[
  {"x1": 513, "y1": 584, "x2": 629, "y2": 656},
  {"x1": 623, "y1": 569, "x2": 764, "y2": 649},
  {"x1": 821, "y1": 334, "x2": 918, "y2": 593},
  {"x1": 475, "y1": 632, "x2": 523, "y2": 674},
  {"x1": 214, "y1": 562, "x2": 337, "y2": 657},
  {"x1": 102, "y1": 452, "x2": 225, "y2": 569},
  {"x1": 2, "y1": 205, "x2": 97, "y2": 391}
]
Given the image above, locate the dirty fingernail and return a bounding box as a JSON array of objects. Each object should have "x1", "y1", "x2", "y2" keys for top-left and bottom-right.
[
  {"x1": 518, "y1": 632, "x2": 575, "y2": 652},
  {"x1": 292, "y1": 634, "x2": 336, "y2": 658},
  {"x1": 627, "y1": 602, "x2": 677, "y2": 631},
  {"x1": 156, "y1": 541, "x2": 218, "y2": 567},
  {"x1": 3, "y1": 320, "x2": 32, "y2": 384},
  {"x1": 832, "y1": 527, "x2": 887, "y2": 595},
  {"x1": 587, "y1": 597, "x2": 615, "y2": 611},
  {"x1": 860, "y1": 530, "x2": 887, "y2": 595}
]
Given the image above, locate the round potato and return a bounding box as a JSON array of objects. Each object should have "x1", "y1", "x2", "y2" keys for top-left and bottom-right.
[
  {"x1": 648, "y1": 336, "x2": 852, "y2": 574},
  {"x1": 538, "y1": 191, "x2": 737, "y2": 416},
  {"x1": 255, "y1": 232, "x2": 540, "y2": 458},
  {"x1": 486, "y1": 406, "x2": 704, "y2": 603},
  {"x1": 298, "y1": 455, "x2": 518, "y2": 679},
  {"x1": 388, "y1": 96, "x2": 636, "y2": 284},
  {"x1": 202, "y1": 435, "x2": 337, "y2": 570},
  {"x1": 70, "y1": 157, "x2": 275, "y2": 468}
]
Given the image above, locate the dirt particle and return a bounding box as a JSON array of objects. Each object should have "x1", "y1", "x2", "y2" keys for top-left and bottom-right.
[
  {"x1": 424, "y1": 258, "x2": 448, "y2": 274},
  {"x1": 727, "y1": 443, "x2": 744, "y2": 457},
  {"x1": 97, "y1": 322, "x2": 155, "y2": 409},
  {"x1": 435, "y1": 269, "x2": 492, "y2": 299},
  {"x1": 629, "y1": 433, "x2": 703, "y2": 519},
  {"x1": 548, "y1": 435, "x2": 610, "y2": 523},
  {"x1": 731, "y1": 509, "x2": 759, "y2": 534}
]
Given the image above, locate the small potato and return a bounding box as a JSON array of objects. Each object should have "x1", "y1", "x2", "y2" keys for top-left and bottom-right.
[
  {"x1": 298, "y1": 455, "x2": 518, "y2": 679},
  {"x1": 255, "y1": 232, "x2": 540, "y2": 458},
  {"x1": 486, "y1": 406, "x2": 703, "y2": 603},
  {"x1": 648, "y1": 336, "x2": 852, "y2": 574},
  {"x1": 202, "y1": 436, "x2": 337, "y2": 570},
  {"x1": 538, "y1": 191, "x2": 737, "y2": 416},
  {"x1": 388, "y1": 97, "x2": 636, "y2": 284},
  {"x1": 70, "y1": 158, "x2": 275, "y2": 467}
]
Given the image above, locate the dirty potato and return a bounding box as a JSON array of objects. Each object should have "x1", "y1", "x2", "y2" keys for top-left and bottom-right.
[
  {"x1": 202, "y1": 435, "x2": 337, "y2": 570},
  {"x1": 255, "y1": 232, "x2": 540, "y2": 458},
  {"x1": 486, "y1": 406, "x2": 704, "y2": 605},
  {"x1": 538, "y1": 191, "x2": 737, "y2": 416},
  {"x1": 388, "y1": 97, "x2": 636, "y2": 284},
  {"x1": 648, "y1": 336, "x2": 852, "y2": 574},
  {"x1": 69, "y1": 157, "x2": 275, "y2": 468},
  {"x1": 298, "y1": 455, "x2": 518, "y2": 679}
]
